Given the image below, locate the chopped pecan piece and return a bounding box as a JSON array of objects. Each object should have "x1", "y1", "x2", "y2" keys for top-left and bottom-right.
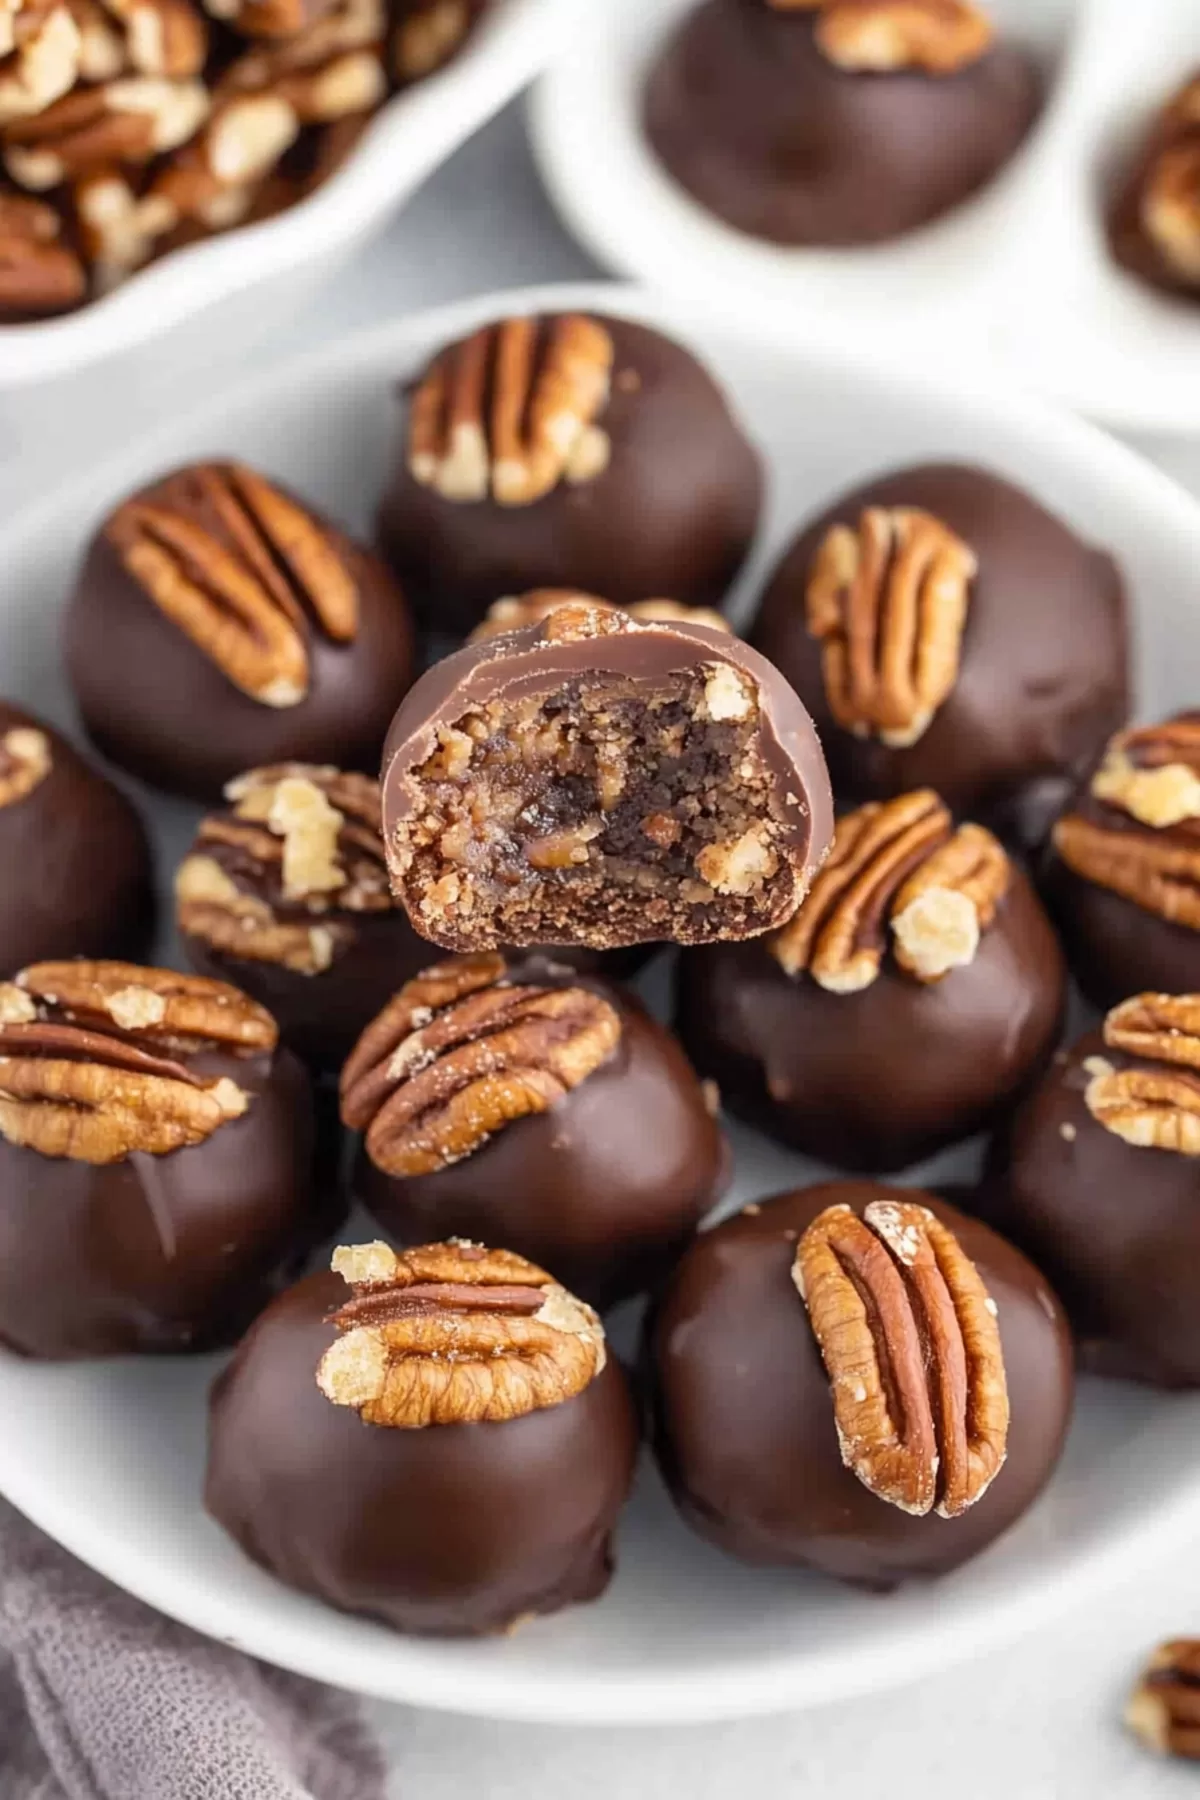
[
  {"x1": 1127, "y1": 1640, "x2": 1200, "y2": 1760},
  {"x1": 1084, "y1": 993, "x2": 1200, "y2": 1156},
  {"x1": 394, "y1": 0, "x2": 470, "y2": 82},
  {"x1": 770, "y1": 790, "x2": 1008, "y2": 991},
  {"x1": 813, "y1": 0, "x2": 993, "y2": 73},
  {"x1": 0, "y1": 0, "x2": 79, "y2": 127},
  {"x1": 101, "y1": 0, "x2": 206, "y2": 77},
  {"x1": 468, "y1": 589, "x2": 731, "y2": 643},
  {"x1": 73, "y1": 168, "x2": 171, "y2": 291},
  {"x1": 1090, "y1": 717, "x2": 1200, "y2": 829},
  {"x1": 68, "y1": 0, "x2": 126, "y2": 78},
  {"x1": 316, "y1": 1238, "x2": 606, "y2": 1426},
  {"x1": 407, "y1": 314, "x2": 615, "y2": 506},
  {"x1": 793, "y1": 1198, "x2": 1008, "y2": 1516},
  {"x1": 339, "y1": 953, "x2": 621, "y2": 1177},
  {"x1": 0, "y1": 187, "x2": 86, "y2": 314},
  {"x1": 0, "y1": 721, "x2": 51, "y2": 805},
  {"x1": 3, "y1": 75, "x2": 209, "y2": 190}
]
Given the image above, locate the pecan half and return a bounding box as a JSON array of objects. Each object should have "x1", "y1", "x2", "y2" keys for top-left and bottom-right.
[
  {"x1": 68, "y1": 0, "x2": 126, "y2": 78},
  {"x1": 1090, "y1": 717, "x2": 1200, "y2": 830},
  {"x1": 0, "y1": 722, "x2": 51, "y2": 806},
  {"x1": 3, "y1": 76, "x2": 209, "y2": 190},
  {"x1": 0, "y1": 0, "x2": 79, "y2": 127},
  {"x1": 394, "y1": 0, "x2": 467, "y2": 82},
  {"x1": 467, "y1": 589, "x2": 732, "y2": 643},
  {"x1": 102, "y1": 0, "x2": 206, "y2": 77},
  {"x1": 1084, "y1": 994, "x2": 1200, "y2": 1156},
  {"x1": 13, "y1": 960, "x2": 277, "y2": 1054},
  {"x1": 806, "y1": 507, "x2": 976, "y2": 747},
  {"x1": 813, "y1": 0, "x2": 992, "y2": 73},
  {"x1": 105, "y1": 462, "x2": 359, "y2": 707},
  {"x1": 315, "y1": 1238, "x2": 606, "y2": 1427},
  {"x1": 1134, "y1": 81, "x2": 1200, "y2": 288},
  {"x1": 793, "y1": 1199, "x2": 1008, "y2": 1517},
  {"x1": 1127, "y1": 1640, "x2": 1200, "y2": 1760},
  {"x1": 339, "y1": 952, "x2": 622, "y2": 1177},
  {"x1": 407, "y1": 314, "x2": 615, "y2": 507},
  {"x1": 769, "y1": 790, "x2": 1008, "y2": 991}
]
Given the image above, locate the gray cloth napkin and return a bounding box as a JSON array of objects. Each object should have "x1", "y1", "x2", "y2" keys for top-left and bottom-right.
[{"x1": 0, "y1": 1498, "x2": 386, "y2": 1800}]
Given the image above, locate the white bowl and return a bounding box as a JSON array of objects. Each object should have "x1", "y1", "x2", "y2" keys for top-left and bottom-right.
[
  {"x1": 0, "y1": 0, "x2": 569, "y2": 386},
  {"x1": 530, "y1": 0, "x2": 1200, "y2": 433},
  {"x1": 1, "y1": 281, "x2": 1199, "y2": 1725}
]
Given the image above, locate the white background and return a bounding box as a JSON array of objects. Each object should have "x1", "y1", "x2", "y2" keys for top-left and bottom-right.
[{"x1": 7, "y1": 99, "x2": 1200, "y2": 1799}]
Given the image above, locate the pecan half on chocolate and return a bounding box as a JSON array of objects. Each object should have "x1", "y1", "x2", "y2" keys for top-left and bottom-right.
[
  {"x1": 340, "y1": 953, "x2": 622, "y2": 1177},
  {"x1": 793, "y1": 1198, "x2": 1008, "y2": 1516},
  {"x1": 812, "y1": 0, "x2": 994, "y2": 74},
  {"x1": 1084, "y1": 993, "x2": 1200, "y2": 1156},
  {"x1": 316, "y1": 1237, "x2": 606, "y2": 1426},
  {"x1": 1127, "y1": 1640, "x2": 1200, "y2": 1760},
  {"x1": 0, "y1": 719, "x2": 51, "y2": 804},
  {"x1": 467, "y1": 588, "x2": 733, "y2": 643}
]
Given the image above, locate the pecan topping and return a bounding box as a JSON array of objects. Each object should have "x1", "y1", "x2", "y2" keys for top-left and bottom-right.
[
  {"x1": 793, "y1": 1199, "x2": 1008, "y2": 1516},
  {"x1": 316, "y1": 1239, "x2": 606, "y2": 1427},
  {"x1": 1084, "y1": 994, "x2": 1200, "y2": 1156},
  {"x1": 1127, "y1": 1640, "x2": 1200, "y2": 1760},
  {"x1": 806, "y1": 507, "x2": 976, "y2": 747},
  {"x1": 0, "y1": 961, "x2": 274, "y2": 1163},
  {"x1": 770, "y1": 790, "x2": 1008, "y2": 991},
  {"x1": 0, "y1": 722, "x2": 51, "y2": 805},
  {"x1": 1090, "y1": 717, "x2": 1200, "y2": 830},
  {"x1": 176, "y1": 763, "x2": 391, "y2": 975},
  {"x1": 468, "y1": 589, "x2": 732, "y2": 643},
  {"x1": 340, "y1": 952, "x2": 622, "y2": 1177},
  {"x1": 808, "y1": 0, "x2": 992, "y2": 73},
  {"x1": 407, "y1": 314, "x2": 615, "y2": 507},
  {"x1": 1136, "y1": 79, "x2": 1200, "y2": 288},
  {"x1": 105, "y1": 462, "x2": 359, "y2": 707},
  {"x1": 0, "y1": 0, "x2": 79, "y2": 126}
]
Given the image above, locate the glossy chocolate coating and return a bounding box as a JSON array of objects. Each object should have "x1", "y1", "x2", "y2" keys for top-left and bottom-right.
[
  {"x1": 354, "y1": 974, "x2": 727, "y2": 1309},
  {"x1": 995, "y1": 1031, "x2": 1200, "y2": 1387},
  {"x1": 206, "y1": 1268, "x2": 639, "y2": 1635},
  {"x1": 648, "y1": 1183, "x2": 1073, "y2": 1587},
  {"x1": 750, "y1": 464, "x2": 1129, "y2": 852},
  {"x1": 0, "y1": 1045, "x2": 320, "y2": 1360},
  {"x1": 0, "y1": 698, "x2": 154, "y2": 975},
  {"x1": 643, "y1": 0, "x2": 1042, "y2": 248},
  {"x1": 675, "y1": 859, "x2": 1065, "y2": 1172},
  {"x1": 65, "y1": 469, "x2": 417, "y2": 802},
  {"x1": 377, "y1": 315, "x2": 763, "y2": 637}
]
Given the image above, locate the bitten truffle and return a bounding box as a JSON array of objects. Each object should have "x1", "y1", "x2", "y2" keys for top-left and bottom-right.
[
  {"x1": 643, "y1": 0, "x2": 1042, "y2": 248},
  {"x1": 0, "y1": 960, "x2": 317, "y2": 1359},
  {"x1": 0, "y1": 697, "x2": 154, "y2": 974},
  {"x1": 648, "y1": 1183, "x2": 1073, "y2": 1587},
  {"x1": 1110, "y1": 72, "x2": 1200, "y2": 304},
  {"x1": 377, "y1": 312, "x2": 762, "y2": 636},
  {"x1": 341, "y1": 953, "x2": 728, "y2": 1308},
  {"x1": 381, "y1": 598, "x2": 833, "y2": 952},
  {"x1": 206, "y1": 1239, "x2": 639, "y2": 1636},
  {"x1": 749, "y1": 463, "x2": 1129, "y2": 851},
  {"x1": 996, "y1": 994, "x2": 1200, "y2": 1388},
  {"x1": 66, "y1": 460, "x2": 416, "y2": 801},
  {"x1": 675, "y1": 790, "x2": 1065, "y2": 1171}
]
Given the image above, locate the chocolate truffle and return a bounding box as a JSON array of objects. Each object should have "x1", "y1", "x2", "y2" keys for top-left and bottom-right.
[
  {"x1": 675, "y1": 790, "x2": 1065, "y2": 1171},
  {"x1": 341, "y1": 952, "x2": 727, "y2": 1308},
  {"x1": 748, "y1": 463, "x2": 1129, "y2": 851},
  {"x1": 377, "y1": 311, "x2": 762, "y2": 636},
  {"x1": 995, "y1": 993, "x2": 1200, "y2": 1388},
  {"x1": 381, "y1": 598, "x2": 833, "y2": 952},
  {"x1": 643, "y1": 0, "x2": 1042, "y2": 248},
  {"x1": 0, "y1": 697, "x2": 154, "y2": 975},
  {"x1": 206, "y1": 1239, "x2": 639, "y2": 1636},
  {"x1": 1044, "y1": 714, "x2": 1200, "y2": 1010},
  {"x1": 648, "y1": 1183, "x2": 1073, "y2": 1586},
  {"x1": 0, "y1": 960, "x2": 318, "y2": 1359},
  {"x1": 1109, "y1": 72, "x2": 1200, "y2": 303},
  {"x1": 66, "y1": 460, "x2": 416, "y2": 802}
]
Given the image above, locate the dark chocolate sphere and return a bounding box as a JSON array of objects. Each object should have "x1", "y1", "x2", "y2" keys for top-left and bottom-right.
[
  {"x1": 643, "y1": 0, "x2": 1042, "y2": 247},
  {"x1": 377, "y1": 313, "x2": 762, "y2": 637},
  {"x1": 0, "y1": 698, "x2": 154, "y2": 975},
  {"x1": 206, "y1": 1266, "x2": 639, "y2": 1636},
  {"x1": 648, "y1": 1183, "x2": 1073, "y2": 1587},
  {"x1": 675, "y1": 794, "x2": 1066, "y2": 1172},
  {"x1": 1108, "y1": 74, "x2": 1200, "y2": 305},
  {"x1": 0, "y1": 963, "x2": 320, "y2": 1360},
  {"x1": 66, "y1": 461, "x2": 416, "y2": 802},
  {"x1": 344, "y1": 954, "x2": 728, "y2": 1308},
  {"x1": 749, "y1": 464, "x2": 1129, "y2": 852}
]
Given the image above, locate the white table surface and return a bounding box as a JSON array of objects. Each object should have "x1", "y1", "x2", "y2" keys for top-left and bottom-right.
[{"x1": 6, "y1": 97, "x2": 1200, "y2": 1799}]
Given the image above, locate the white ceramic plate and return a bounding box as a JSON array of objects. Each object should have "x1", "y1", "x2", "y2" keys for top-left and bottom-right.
[
  {"x1": 2, "y1": 282, "x2": 1200, "y2": 1726},
  {"x1": 530, "y1": 0, "x2": 1200, "y2": 434}
]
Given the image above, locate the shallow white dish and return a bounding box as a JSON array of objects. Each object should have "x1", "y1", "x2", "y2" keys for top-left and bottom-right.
[
  {"x1": 0, "y1": 0, "x2": 570, "y2": 386},
  {"x1": 1, "y1": 281, "x2": 1200, "y2": 1725},
  {"x1": 531, "y1": 0, "x2": 1200, "y2": 434}
]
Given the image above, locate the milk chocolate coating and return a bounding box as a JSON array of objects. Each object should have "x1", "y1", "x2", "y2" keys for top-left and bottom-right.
[
  {"x1": 648, "y1": 1183, "x2": 1073, "y2": 1587},
  {"x1": 1108, "y1": 91, "x2": 1200, "y2": 305},
  {"x1": 643, "y1": 0, "x2": 1042, "y2": 248},
  {"x1": 377, "y1": 316, "x2": 763, "y2": 637},
  {"x1": 674, "y1": 860, "x2": 1065, "y2": 1172},
  {"x1": 750, "y1": 464, "x2": 1129, "y2": 852},
  {"x1": 0, "y1": 1045, "x2": 322, "y2": 1360},
  {"x1": 354, "y1": 973, "x2": 728, "y2": 1309},
  {"x1": 993, "y1": 1031, "x2": 1200, "y2": 1387},
  {"x1": 206, "y1": 1268, "x2": 639, "y2": 1636},
  {"x1": 66, "y1": 469, "x2": 417, "y2": 802},
  {"x1": 0, "y1": 698, "x2": 154, "y2": 975}
]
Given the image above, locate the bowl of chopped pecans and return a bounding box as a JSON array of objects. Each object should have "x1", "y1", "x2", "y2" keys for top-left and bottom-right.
[{"x1": 0, "y1": 0, "x2": 566, "y2": 379}]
